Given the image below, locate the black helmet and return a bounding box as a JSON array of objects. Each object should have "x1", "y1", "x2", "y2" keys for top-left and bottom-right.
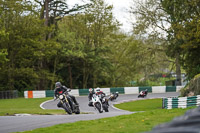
[{"x1": 55, "y1": 82, "x2": 62, "y2": 88}]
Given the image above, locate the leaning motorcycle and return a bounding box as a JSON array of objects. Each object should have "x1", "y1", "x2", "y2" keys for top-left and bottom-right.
[
  {"x1": 138, "y1": 90, "x2": 148, "y2": 98},
  {"x1": 56, "y1": 90, "x2": 80, "y2": 115},
  {"x1": 92, "y1": 94, "x2": 103, "y2": 113},
  {"x1": 92, "y1": 94, "x2": 109, "y2": 113},
  {"x1": 101, "y1": 95, "x2": 109, "y2": 112},
  {"x1": 109, "y1": 92, "x2": 119, "y2": 101}
]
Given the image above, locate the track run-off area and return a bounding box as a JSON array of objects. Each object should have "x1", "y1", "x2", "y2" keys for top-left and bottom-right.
[{"x1": 0, "y1": 92, "x2": 179, "y2": 133}]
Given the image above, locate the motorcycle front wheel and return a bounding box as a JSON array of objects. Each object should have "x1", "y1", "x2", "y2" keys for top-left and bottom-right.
[
  {"x1": 95, "y1": 102, "x2": 103, "y2": 113},
  {"x1": 63, "y1": 102, "x2": 72, "y2": 115}
]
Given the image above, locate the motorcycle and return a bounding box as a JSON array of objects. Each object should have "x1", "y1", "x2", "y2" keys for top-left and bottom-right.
[
  {"x1": 100, "y1": 95, "x2": 109, "y2": 112},
  {"x1": 109, "y1": 92, "x2": 119, "y2": 101},
  {"x1": 55, "y1": 90, "x2": 80, "y2": 115},
  {"x1": 92, "y1": 94, "x2": 109, "y2": 113},
  {"x1": 138, "y1": 90, "x2": 148, "y2": 98}
]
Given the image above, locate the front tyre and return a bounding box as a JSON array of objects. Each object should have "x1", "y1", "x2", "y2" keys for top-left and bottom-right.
[
  {"x1": 95, "y1": 102, "x2": 103, "y2": 113},
  {"x1": 63, "y1": 102, "x2": 72, "y2": 115}
]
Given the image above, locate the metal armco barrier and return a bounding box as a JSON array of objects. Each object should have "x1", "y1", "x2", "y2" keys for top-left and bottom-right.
[
  {"x1": 163, "y1": 95, "x2": 200, "y2": 109},
  {"x1": 146, "y1": 106, "x2": 200, "y2": 133},
  {"x1": 0, "y1": 90, "x2": 18, "y2": 99}
]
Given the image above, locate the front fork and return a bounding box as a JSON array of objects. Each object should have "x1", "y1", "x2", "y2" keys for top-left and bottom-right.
[
  {"x1": 60, "y1": 96, "x2": 72, "y2": 109},
  {"x1": 94, "y1": 102, "x2": 103, "y2": 111}
]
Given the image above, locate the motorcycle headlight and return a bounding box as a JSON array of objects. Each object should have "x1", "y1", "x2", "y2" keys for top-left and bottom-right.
[{"x1": 59, "y1": 95, "x2": 64, "y2": 99}]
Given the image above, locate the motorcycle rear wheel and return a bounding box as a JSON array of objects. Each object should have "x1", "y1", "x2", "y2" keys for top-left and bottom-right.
[
  {"x1": 103, "y1": 104, "x2": 109, "y2": 112},
  {"x1": 74, "y1": 106, "x2": 80, "y2": 114}
]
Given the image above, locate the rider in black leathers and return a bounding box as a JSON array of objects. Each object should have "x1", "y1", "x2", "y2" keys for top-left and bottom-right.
[
  {"x1": 54, "y1": 82, "x2": 79, "y2": 110},
  {"x1": 88, "y1": 88, "x2": 95, "y2": 107}
]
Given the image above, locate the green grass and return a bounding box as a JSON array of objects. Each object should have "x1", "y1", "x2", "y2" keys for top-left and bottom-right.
[
  {"x1": 114, "y1": 98, "x2": 162, "y2": 111},
  {"x1": 0, "y1": 98, "x2": 66, "y2": 116},
  {"x1": 19, "y1": 108, "x2": 193, "y2": 133}
]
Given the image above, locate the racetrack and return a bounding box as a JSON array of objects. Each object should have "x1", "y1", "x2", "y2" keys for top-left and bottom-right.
[{"x1": 0, "y1": 92, "x2": 180, "y2": 133}]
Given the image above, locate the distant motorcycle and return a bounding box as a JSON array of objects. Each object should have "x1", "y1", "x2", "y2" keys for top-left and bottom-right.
[
  {"x1": 138, "y1": 90, "x2": 148, "y2": 98},
  {"x1": 92, "y1": 94, "x2": 109, "y2": 113},
  {"x1": 55, "y1": 90, "x2": 80, "y2": 115},
  {"x1": 109, "y1": 92, "x2": 119, "y2": 101}
]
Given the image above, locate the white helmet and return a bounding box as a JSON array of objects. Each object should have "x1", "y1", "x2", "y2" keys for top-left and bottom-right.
[{"x1": 96, "y1": 87, "x2": 100, "y2": 92}]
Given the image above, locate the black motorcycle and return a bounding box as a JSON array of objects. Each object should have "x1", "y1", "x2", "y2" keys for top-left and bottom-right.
[
  {"x1": 109, "y1": 92, "x2": 119, "y2": 101},
  {"x1": 101, "y1": 96, "x2": 109, "y2": 112},
  {"x1": 55, "y1": 90, "x2": 80, "y2": 115}
]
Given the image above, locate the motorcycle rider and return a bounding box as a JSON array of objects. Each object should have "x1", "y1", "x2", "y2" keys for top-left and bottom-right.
[
  {"x1": 88, "y1": 88, "x2": 95, "y2": 107},
  {"x1": 139, "y1": 89, "x2": 148, "y2": 97},
  {"x1": 95, "y1": 87, "x2": 106, "y2": 97},
  {"x1": 144, "y1": 89, "x2": 148, "y2": 95},
  {"x1": 54, "y1": 82, "x2": 79, "y2": 111},
  {"x1": 114, "y1": 91, "x2": 119, "y2": 98},
  {"x1": 95, "y1": 87, "x2": 109, "y2": 106},
  {"x1": 111, "y1": 91, "x2": 119, "y2": 100}
]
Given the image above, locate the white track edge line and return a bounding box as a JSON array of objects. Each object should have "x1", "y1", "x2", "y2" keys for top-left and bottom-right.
[{"x1": 40, "y1": 99, "x2": 54, "y2": 110}]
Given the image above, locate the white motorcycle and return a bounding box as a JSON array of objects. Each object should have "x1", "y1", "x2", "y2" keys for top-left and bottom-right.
[
  {"x1": 92, "y1": 94, "x2": 103, "y2": 113},
  {"x1": 92, "y1": 94, "x2": 109, "y2": 113}
]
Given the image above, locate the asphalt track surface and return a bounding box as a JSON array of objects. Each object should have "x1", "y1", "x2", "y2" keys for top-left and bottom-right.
[{"x1": 0, "y1": 92, "x2": 180, "y2": 133}]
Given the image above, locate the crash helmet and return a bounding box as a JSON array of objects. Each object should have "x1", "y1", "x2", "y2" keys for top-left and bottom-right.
[
  {"x1": 116, "y1": 91, "x2": 119, "y2": 94},
  {"x1": 96, "y1": 87, "x2": 100, "y2": 92},
  {"x1": 55, "y1": 82, "x2": 62, "y2": 88},
  {"x1": 89, "y1": 88, "x2": 93, "y2": 92}
]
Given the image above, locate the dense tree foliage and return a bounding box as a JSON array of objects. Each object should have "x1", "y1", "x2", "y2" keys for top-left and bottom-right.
[
  {"x1": 129, "y1": 0, "x2": 200, "y2": 85},
  {"x1": 1, "y1": 0, "x2": 199, "y2": 92},
  {"x1": 161, "y1": 0, "x2": 200, "y2": 80}
]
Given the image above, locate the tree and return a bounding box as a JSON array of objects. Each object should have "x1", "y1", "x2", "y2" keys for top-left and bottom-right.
[
  {"x1": 0, "y1": 0, "x2": 59, "y2": 90},
  {"x1": 83, "y1": 0, "x2": 120, "y2": 87},
  {"x1": 33, "y1": 0, "x2": 89, "y2": 39},
  {"x1": 0, "y1": 5, "x2": 9, "y2": 70},
  {"x1": 55, "y1": 0, "x2": 120, "y2": 88},
  {"x1": 161, "y1": 0, "x2": 200, "y2": 79},
  {"x1": 55, "y1": 15, "x2": 86, "y2": 89},
  {"x1": 129, "y1": 0, "x2": 182, "y2": 85}
]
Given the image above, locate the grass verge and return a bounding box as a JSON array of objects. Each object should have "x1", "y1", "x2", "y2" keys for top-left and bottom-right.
[
  {"x1": 114, "y1": 98, "x2": 162, "y2": 111},
  {"x1": 0, "y1": 98, "x2": 66, "y2": 116},
  {"x1": 19, "y1": 108, "x2": 193, "y2": 133}
]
